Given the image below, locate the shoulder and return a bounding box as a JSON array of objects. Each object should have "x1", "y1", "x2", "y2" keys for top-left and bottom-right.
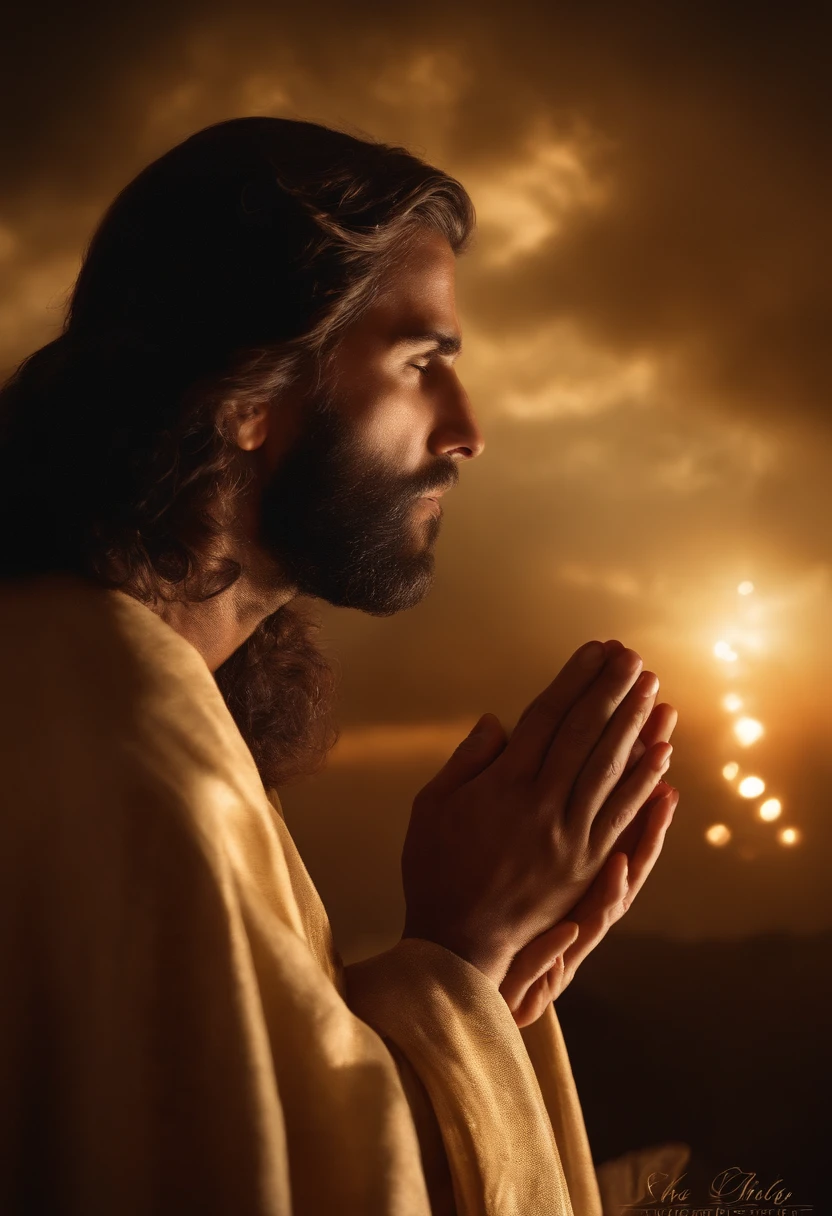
[{"x1": 0, "y1": 572, "x2": 266, "y2": 849}]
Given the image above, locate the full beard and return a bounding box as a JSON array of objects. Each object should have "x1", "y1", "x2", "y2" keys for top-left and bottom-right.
[
  {"x1": 215, "y1": 389, "x2": 448, "y2": 787},
  {"x1": 256, "y1": 393, "x2": 443, "y2": 616}
]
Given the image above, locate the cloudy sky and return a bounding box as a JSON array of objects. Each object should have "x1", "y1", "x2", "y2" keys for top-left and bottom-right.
[{"x1": 3, "y1": 1, "x2": 830, "y2": 960}]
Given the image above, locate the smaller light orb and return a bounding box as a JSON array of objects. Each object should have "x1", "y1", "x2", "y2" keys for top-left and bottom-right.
[
  {"x1": 759, "y1": 798, "x2": 782, "y2": 822},
  {"x1": 714, "y1": 640, "x2": 738, "y2": 662},
  {"x1": 733, "y1": 717, "x2": 765, "y2": 747},
  {"x1": 778, "y1": 827, "x2": 800, "y2": 846},
  {"x1": 739, "y1": 775, "x2": 766, "y2": 798},
  {"x1": 722, "y1": 761, "x2": 740, "y2": 781},
  {"x1": 723, "y1": 693, "x2": 743, "y2": 713},
  {"x1": 706, "y1": 823, "x2": 731, "y2": 846},
  {"x1": 738, "y1": 581, "x2": 754, "y2": 595}
]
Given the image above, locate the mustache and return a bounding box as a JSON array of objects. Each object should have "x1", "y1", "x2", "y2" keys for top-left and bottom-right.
[{"x1": 413, "y1": 467, "x2": 458, "y2": 499}]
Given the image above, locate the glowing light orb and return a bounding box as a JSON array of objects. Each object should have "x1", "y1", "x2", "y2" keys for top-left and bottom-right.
[
  {"x1": 738, "y1": 776, "x2": 766, "y2": 799},
  {"x1": 706, "y1": 824, "x2": 731, "y2": 846},
  {"x1": 738, "y1": 581, "x2": 755, "y2": 596},
  {"x1": 733, "y1": 717, "x2": 764, "y2": 747},
  {"x1": 759, "y1": 798, "x2": 782, "y2": 822},
  {"x1": 723, "y1": 693, "x2": 743, "y2": 713},
  {"x1": 714, "y1": 640, "x2": 738, "y2": 662},
  {"x1": 778, "y1": 827, "x2": 800, "y2": 846},
  {"x1": 722, "y1": 762, "x2": 740, "y2": 781}
]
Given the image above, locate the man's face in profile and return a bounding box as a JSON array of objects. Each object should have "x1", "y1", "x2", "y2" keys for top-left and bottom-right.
[{"x1": 253, "y1": 228, "x2": 485, "y2": 616}]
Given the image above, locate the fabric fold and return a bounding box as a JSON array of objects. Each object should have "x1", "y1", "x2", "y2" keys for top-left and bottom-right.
[{"x1": 345, "y1": 938, "x2": 576, "y2": 1216}]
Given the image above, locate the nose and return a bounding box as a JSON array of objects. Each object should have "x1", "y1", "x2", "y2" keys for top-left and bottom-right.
[{"x1": 431, "y1": 368, "x2": 485, "y2": 462}]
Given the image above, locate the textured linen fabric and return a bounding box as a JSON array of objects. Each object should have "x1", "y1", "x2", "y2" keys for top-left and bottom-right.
[{"x1": 0, "y1": 571, "x2": 604, "y2": 1216}]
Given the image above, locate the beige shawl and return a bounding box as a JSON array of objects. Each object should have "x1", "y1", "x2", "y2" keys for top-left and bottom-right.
[{"x1": 0, "y1": 572, "x2": 603, "y2": 1215}]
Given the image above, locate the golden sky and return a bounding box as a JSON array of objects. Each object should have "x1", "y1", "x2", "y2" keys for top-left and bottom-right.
[{"x1": 2, "y1": 2, "x2": 830, "y2": 958}]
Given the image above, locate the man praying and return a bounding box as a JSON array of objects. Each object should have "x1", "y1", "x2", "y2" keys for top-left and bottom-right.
[{"x1": 0, "y1": 116, "x2": 679, "y2": 1215}]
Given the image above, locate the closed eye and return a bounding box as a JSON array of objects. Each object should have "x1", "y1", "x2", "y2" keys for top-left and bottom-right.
[{"x1": 410, "y1": 360, "x2": 431, "y2": 376}]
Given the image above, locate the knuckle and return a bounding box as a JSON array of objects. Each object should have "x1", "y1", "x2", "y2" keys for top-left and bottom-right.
[
  {"x1": 607, "y1": 802, "x2": 635, "y2": 837},
  {"x1": 602, "y1": 755, "x2": 625, "y2": 783},
  {"x1": 562, "y1": 720, "x2": 594, "y2": 751},
  {"x1": 531, "y1": 694, "x2": 562, "y2": 724}
]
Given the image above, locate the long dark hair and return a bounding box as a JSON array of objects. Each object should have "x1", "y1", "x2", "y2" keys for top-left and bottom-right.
[{"x1": 0, "y1": 116, "x2": 476, "y2": 788}]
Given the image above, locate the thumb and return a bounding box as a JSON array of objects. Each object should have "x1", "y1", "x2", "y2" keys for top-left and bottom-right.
[{"x1": 424, "y1": 713, "x2": 507, "y2": 797}]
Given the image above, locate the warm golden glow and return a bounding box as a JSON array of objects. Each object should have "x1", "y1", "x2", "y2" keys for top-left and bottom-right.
[
  {"x1": 738, "y1": 775, "x2": 766, "y2": 798},
  {"x1": 759, "y1": 798, "x2": 782, "y2": 821},
  {"x1": 327, "y1": 717, "x2": 483, "y2": 765},
  {"x1": 778, "y1": 827, "x2": 801, "y2": 846},
  {"x1": 733, "y1": 716, "x2": 764, "y2": 747},
  {"x1": 705, "y1": 824, "x2": 731, "y2": 846},
  {"x1": 738, "y1": 581, "x2": 755, "y2": 595},
  {"x1": 723, "y1": 693, "x2": 743, "y2": 713},
  {"x1": 722, "y1": 761, "x2": 740, "y2": 781},
  {"x1": 714, "y1": 640, "x2": 738, "y2": 662},
  {"x1": 468, "y1": 126, "x2": 609, "y2": 268}
]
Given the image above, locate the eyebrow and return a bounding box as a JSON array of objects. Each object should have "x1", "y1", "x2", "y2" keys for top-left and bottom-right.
[{"x1": 390, "y1": 329, "x2": 463, "y2": 357}]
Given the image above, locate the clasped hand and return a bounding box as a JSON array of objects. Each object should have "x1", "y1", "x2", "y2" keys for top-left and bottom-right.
[{"x1": 401, "y1": 639, "x2": 679, "y2": 1027}]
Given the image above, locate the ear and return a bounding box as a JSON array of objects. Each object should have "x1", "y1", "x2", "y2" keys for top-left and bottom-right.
[{"x1": 232, "y1": 400, "x2": 270, "y2": 452}]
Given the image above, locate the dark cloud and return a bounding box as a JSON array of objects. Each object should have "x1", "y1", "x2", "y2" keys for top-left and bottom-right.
[{"x1": 3, "y1": 2, "x2": 829, "y2": 420}]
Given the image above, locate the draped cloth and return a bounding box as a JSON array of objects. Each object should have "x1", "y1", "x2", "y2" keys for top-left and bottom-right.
[{"x1": 0, "y1": 572, "x2": 604, "y2": 1216}]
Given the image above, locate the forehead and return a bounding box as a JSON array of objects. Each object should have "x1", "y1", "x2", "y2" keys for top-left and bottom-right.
[{"x1": 356, "y1": 228, "x2": 459, "y2": 340}]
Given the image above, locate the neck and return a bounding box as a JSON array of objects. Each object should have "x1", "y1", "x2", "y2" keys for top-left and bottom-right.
[{"x1": 152, "y1": 537, "x2": 296, "y2": 672}]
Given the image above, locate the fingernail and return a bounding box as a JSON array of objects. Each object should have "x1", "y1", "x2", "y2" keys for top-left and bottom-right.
[
  {"x1": 580, "y1": 641, "x2": 605, "y2": 670},
  {"x1": 636, "y1": 671, "x2": 659, "y2": 697}
]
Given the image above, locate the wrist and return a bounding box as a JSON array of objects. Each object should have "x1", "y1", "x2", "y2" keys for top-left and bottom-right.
[{"x1": 399, "y1": 926, "x2": 509, "y2": 987}]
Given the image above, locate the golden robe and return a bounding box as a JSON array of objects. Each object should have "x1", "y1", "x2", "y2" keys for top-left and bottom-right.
[{"x1": 0, "y1": 572, "x2": 604, "y2": 1216}]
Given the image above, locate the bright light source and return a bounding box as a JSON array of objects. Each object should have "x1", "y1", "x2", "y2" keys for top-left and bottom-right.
[
  {"x1": 714, "y1": 640, "x2": 738, "y2": 662},
  {"x1": 723, "y1": 693, "x2": 743, "y2": 713},
  {"x1": 733, "y1": 717, "x2": 764, "y2": 747},
  {"x1": 738, "y1": 581, "x2": 754, "y2": 595},
  {"x1": 722, "y1": 762, "x2": 740, "y2": 781},
  {"x1": 739, "y1": 776, "x2": 766, "y2": 798},
  {"x1": 705, "y1": 824, "x2": 731, "y2": 846},
  {"x1": 778, "y1": 827, "x2": 800, "y2": 846},
  {"x1": 759, "y1": 798, "x2": 782, "y2": 822}
]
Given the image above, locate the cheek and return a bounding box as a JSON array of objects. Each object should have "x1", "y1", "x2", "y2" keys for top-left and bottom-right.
[{"x1": 353, "y1": 387, "x2": 427, "y2": 467}]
